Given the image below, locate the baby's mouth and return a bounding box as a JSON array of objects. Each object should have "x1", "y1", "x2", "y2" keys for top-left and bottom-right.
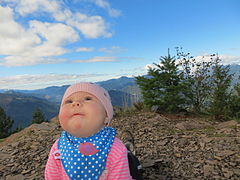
[{"x1": 72, "y1": 113, "x2": 84, "y2": 116}]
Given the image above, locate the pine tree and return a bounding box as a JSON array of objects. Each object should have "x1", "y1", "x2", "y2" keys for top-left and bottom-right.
[
  {"x1": 229, "y1": 81, "x2": 240, "y2": 120},
  {"x1": 136, "y1": 52, "x2": 190, "y2": 113},
  {"x1": 0, "y1": 106, "x2": 14, "y2": 138},
  {"x1": 32, "y1": 108, "x2": 46, "y2": 124},
  {"x1": 208, "y1": 55, "x2": 233, "y2": 120}
]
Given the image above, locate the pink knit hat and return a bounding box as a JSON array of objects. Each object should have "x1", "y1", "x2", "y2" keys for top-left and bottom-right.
[{"x1": 61, "y1": 82, "x2": 113, "y2": 122}]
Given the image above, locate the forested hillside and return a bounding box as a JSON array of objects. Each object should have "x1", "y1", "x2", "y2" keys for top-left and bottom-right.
[{"x1": 0, "y1": 92, "x2": 58, "y2": 130}]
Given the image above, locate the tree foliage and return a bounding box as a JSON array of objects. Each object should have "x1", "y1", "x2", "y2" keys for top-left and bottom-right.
[
  {"x1": 32, "y1": 108, "x2": 46, "y2": 124},
  {"x1": 208, "y1": 55, "x2": 234, "y2": 120},
  {"x1": 136, "y1": 47, "x2": 240, "y2": 121},
  {"x1": 0, "y1": 106, "x2": 14, "y2": 138},
  {"x1": 229, "y1": 82, "x2": 240, "y2": 119},
  {"x1": 135, "y1": 53, "x2": 191, "y2": 113},
  {"x1": 176, "y1": 48, "x2": 214, "y2": 112}
]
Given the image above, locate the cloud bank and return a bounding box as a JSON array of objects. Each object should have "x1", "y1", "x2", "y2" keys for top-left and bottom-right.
[{"x1": 0, "y1": 73, "x2": 109, "y2": 90}]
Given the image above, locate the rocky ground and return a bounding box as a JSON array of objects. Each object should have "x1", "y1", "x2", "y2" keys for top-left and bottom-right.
[{"x1": 0, "y1": 112, "x2": 239, "y2": 180}]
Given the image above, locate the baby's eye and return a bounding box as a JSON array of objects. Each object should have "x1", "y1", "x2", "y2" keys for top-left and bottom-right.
[
  {"x1": 84, "y1": 96, "x2": 92, "y2": 101},
  {"x1": 65, "y1": 100, "x2": 73, "y2": 104}
]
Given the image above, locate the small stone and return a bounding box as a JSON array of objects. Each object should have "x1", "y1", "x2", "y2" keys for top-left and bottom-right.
[
  {"x1": 213, "y1": 155, "x2": 222, "y2": 160},
  {"x1": 6, "y1": 175, "x2": 25, "y2": 180},
  {"x1": 6, "y1": 163, "x2": 15, "y2": 167},
  {"x1": 233, "y1": 168, "x2": 240, "y2": 175},
  {"x1": 223, "y1": 170, "x2": 234, "y2": 178},
  {"x1": 10, "y1": 150, "x2": 19, "y2": 156},
  {"x1": 21, "y1": 169, "x2": 31, "y2": 175},
  {"x1": 216, "y1": 150, "x2": 235, "y2": 157},
  {"x1": 175, "y1": 153, "x2": 181, "y2": 158},
  {"x1": 216, "y1": 120, "x2": 238, "y2": 129},
  {"x1": 203, "y1": 165, "x2": 214, "y2": 176}
]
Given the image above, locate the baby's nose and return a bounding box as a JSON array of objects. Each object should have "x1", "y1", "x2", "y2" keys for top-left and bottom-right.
[{"x1": 73, "y1": 101, "x2": 82, "y2": 106}]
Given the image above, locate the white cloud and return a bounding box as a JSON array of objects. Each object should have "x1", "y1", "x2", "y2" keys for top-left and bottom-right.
[
  {"x1": 15, "y1": 0, "x2": 61, "y2": 16},
  {"x1": 144, "y1": 64, "x2": 154, "y2": 71},
  {"x1": 0, "y1": 5, "x2": 76, "y2": 66},
  {"x1": 0, "y1": 73, "x2": 108, "y2": 90},
  {"x1": 77, "y1": 55, "x2": 144, "y2": 63},
  {"x1": 3, "y1": 0, "x2": 112, "y2": 38},
  {"x1": 218, "y1": 55, "x2": 240, "y2": 65},
  {"x1": 0, "y1": 6, "x2": 41, "y2": 55},
  {"x1": 0, "y1": 0, "x2": 116, "y2": 66},
  {"x1": 74, "y1": 56, "x2": 117, "y2": 63},
  {"x1": 67, "y1": 13, "x2": 111, "y2": 38},
  {"x1": 0, "y1": 56, "x2": 66, "y2": 67},
  {"x1": 194, "y1": 54, "x2": 240, "y2": 65},
  {"x1": 0, "y1": 5, "x2": 79, "y2": 66},
  {"x1": 91, "y1": 0, "x2": 121, "y2": 17},
  {"x1": 73, "y1": 55, "x2": 143, "y2": 64},
  {"x1": 99, "y1": 46, "x2": 126, "y2": 53},
  {"x1": 76, "y1": 47, "x2": 94, "y2": 52},
  {"x1": 30, "y1": 21, "x2": 79, "y2": 46}
]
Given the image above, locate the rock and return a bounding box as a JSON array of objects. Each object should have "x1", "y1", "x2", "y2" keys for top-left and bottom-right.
[
  {"x1": 6, "y1": 174, "x2": 25, "y2": 180},
  {"x1": 0, "y1": 151, "x2": 10, "y2": 159},
  {"x1": 216, "y1": 120, "x2": 238, "y2": 129},
  {"x1": 142, "y1": 159, "x2": 156, "y2": 168},
  {"x1": 174, "y1": 153, "x2": 181, "y2": 158},
  {"x1": 28, "y1": 122, "x2": 58, "y2": 131},
  {"x1": 0, "y1": 112, "x2": 240, "y2": 179},
  {"x1": 202, "y1": 137, "x2": 213, "y2": 143},
  {"x1": 203, "y1": 165, "x2": 214, "y2": 176},
  {"x1": 213, "y1": 155, "x2": 222, "y2": 160},
  {"x1": 21, "y1": 169, "x2": 31, "y2": 175},
  {"x1": 10, "y1": 150, "x2": 19, "y2": 156},
  {"x1": 10, "y1": 142, "x2": 20, "y2": 148},
  {"x1": 222, "y1": 168, "x2": 234, "y2": 178},
  {"x1": 135, "y1": 143, "x2": 144, "y2": 148},
  {"x1": 216, "y1": 150, "x2": 235, "y2": 157},
  {"x1": 233, "y1": 168, "x2": 240, "y2": 176},
  {"x1": 175, "y1": 120, "x2": 211, "y2": 130},
  {"x1": 151, "y1": 105, "x2": 159, "y2": 112}
]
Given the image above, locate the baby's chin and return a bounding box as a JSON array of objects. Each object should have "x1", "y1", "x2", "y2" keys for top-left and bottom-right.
[
  {"x1": 71, "y1": 127, "x2": 104, "y2": 138},
  {"x1": 71, "y1": 132, "x2": 92, "y2": 138}
]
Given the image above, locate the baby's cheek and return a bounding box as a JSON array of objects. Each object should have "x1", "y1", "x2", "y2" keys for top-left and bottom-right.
[{"x1": 59, "y1": 109, "x2": 70, "y2": 123}]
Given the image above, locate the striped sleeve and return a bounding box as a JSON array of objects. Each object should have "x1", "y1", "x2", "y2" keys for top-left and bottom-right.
[
  {"x1": 44, "y1": 139, "x2": 69, "y2": 180},
  {"x1": 105, "y1": 138, "x2": 134, "y2": 180}
]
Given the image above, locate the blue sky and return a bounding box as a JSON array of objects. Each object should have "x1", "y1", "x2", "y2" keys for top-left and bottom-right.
[{"x1": 0, "y1": 0, "x2": 240, "y2": 90}]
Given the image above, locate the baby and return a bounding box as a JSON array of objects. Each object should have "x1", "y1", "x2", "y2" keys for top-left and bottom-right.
[{"x1": 45, "y1": 82, "x2": 133, "y2": 180}]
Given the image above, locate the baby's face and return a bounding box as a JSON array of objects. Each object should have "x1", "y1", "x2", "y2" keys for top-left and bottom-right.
[{"x1": 59, "y1": 91, "x2": 107, "y2": 137}]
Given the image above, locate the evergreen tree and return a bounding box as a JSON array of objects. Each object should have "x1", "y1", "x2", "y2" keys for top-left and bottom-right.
[
  {"x1": 136, "y1": 52, "x2": 190, "y2": 113},
  {"x1": 208, "y1": 55, "x2": 233, "y2": 120},
  {"x1": 32, "y1": 108, "x2": 46, "y2": 124},
  {"x1": 0, "y1": 106, "x2": 14, "y2": 138},
  {"x1": 229, "y1": 81, "x2": 240, "y2": 120}
]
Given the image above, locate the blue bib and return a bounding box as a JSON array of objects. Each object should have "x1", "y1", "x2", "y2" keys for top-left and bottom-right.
[{"x1": 58, "y1": 127, "x2": 116, "y2": 180}]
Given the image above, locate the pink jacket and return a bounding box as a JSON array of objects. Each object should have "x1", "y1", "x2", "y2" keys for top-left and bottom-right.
[{"x1": 45, "y1": 137, "x2": 133, "y2": 180}]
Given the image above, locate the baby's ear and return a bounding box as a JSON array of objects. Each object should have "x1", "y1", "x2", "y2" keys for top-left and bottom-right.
[{"x1": 104, "y1": 117, "x2": 109, "y2": 126}]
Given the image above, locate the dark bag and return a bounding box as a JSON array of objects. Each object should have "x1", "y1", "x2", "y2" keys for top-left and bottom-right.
[
  {"x1": 120, "y1": 130, "x2": 143, "y2": 180},
  {"x1": 127, "y1": 150, "x2": 143, "y2": 180}
]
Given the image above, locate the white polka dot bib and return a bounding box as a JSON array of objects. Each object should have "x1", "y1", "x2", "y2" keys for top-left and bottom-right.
[{"x1": 58, "y1": 127, "x2": 116, "y2": 180}]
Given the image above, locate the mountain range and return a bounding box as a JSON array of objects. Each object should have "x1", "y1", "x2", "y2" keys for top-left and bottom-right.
[
  {"x1": 0, "y1": 76, "x2": 139, "y2": 131},
  {"x1": 0, "y1": 64, "x2": 239, "y2": 131},
  {"x1": 11, "y1": 76, "x2": 139, "y2": 105}
]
